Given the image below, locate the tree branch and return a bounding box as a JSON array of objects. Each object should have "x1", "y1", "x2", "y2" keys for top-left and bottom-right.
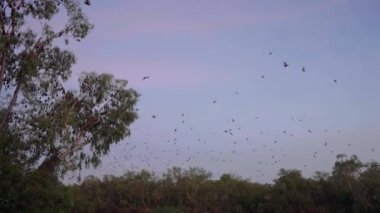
[
  {"x1": 0, "y1": 1, "x2": 18, "y2": 93},
  {"x1": 0, "y1": 79, "x2": 21, "y2": 130},
  {"x1": 0, "y1": 45, "x2": 7, "y2": 93},
  {"x1": 0, "y1": 8, "x2": 4, "y2": 92},
  {"x1": 58, "y1": 131, "x2": 86, "y2": 161},
  {"x1": 0, "y1": 25, "x2": 69, "y2": 129},
  {"x1": 57, "y1": 112, "x2": 101, "y2": 164}
]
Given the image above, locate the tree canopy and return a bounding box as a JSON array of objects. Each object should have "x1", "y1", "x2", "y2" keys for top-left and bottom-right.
[
  {"x1": 0, "y1": 0, "x2": 139, "y2": 176},
  {"x1": 37, "y1": 156, "x2": 380, "y2": 212}
]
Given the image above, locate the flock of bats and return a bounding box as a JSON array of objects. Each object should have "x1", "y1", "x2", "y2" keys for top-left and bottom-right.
[{"x1": 69, "y1": 50, "x2": 375, "y2": 182}]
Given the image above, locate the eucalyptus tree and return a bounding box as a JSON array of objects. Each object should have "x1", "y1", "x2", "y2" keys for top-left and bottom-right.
[{"x1": 0, "y1": 0, "x2": 139, "y2": 176}]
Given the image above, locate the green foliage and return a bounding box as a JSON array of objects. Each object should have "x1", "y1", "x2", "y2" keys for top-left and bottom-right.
[
  {"x1": 0, "y1": 0, "x2": 139, "y2": 176},
  {"x1": 0, "y1": 158, "x2": 71, "y2": 212},
  {"x1": 0, "y1": 1, "x2": 138, "y2": 211},
  {"x1": 61, "y1": 155, "x2": 380, "y2": 212},
  {"x1": 152, "y1": 206, "x2": 182, "y2": 213},
  {"x1": 2, "y1": 153, "x2": 380, "y2": 211}
]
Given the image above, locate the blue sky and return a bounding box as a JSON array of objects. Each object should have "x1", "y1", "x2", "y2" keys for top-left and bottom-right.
[{"x1": 64, "y1": 0, "x2": 380, "y2": 183}]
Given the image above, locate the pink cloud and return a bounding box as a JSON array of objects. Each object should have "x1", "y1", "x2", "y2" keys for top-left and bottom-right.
[
  {"x1": 118, "y1": 60, "x2": 220, "y2": 88},
  {"x1": 79, "y1": 0, "x2": 350, "y2": 41},
  {"x1": 72, "y1": 58, "x2": 224, "y2": 89},
  {"x1": 85, "y1": 2, "x2": 311, "y2": 40}
]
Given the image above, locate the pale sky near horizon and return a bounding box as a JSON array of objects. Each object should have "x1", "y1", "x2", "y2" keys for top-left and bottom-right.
[{"x1": 63, "y1": 0, "x2": 380, "y2": 183}]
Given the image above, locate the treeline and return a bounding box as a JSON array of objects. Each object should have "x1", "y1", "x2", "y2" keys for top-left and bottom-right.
[{"x1": 1, "y1": 154, "x2": 380, "y2": 212}]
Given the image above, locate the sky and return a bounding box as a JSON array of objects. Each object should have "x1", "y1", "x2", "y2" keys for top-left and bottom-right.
[{"x1": 64, "y1": 0, "x2": 380, "y2": 183}]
